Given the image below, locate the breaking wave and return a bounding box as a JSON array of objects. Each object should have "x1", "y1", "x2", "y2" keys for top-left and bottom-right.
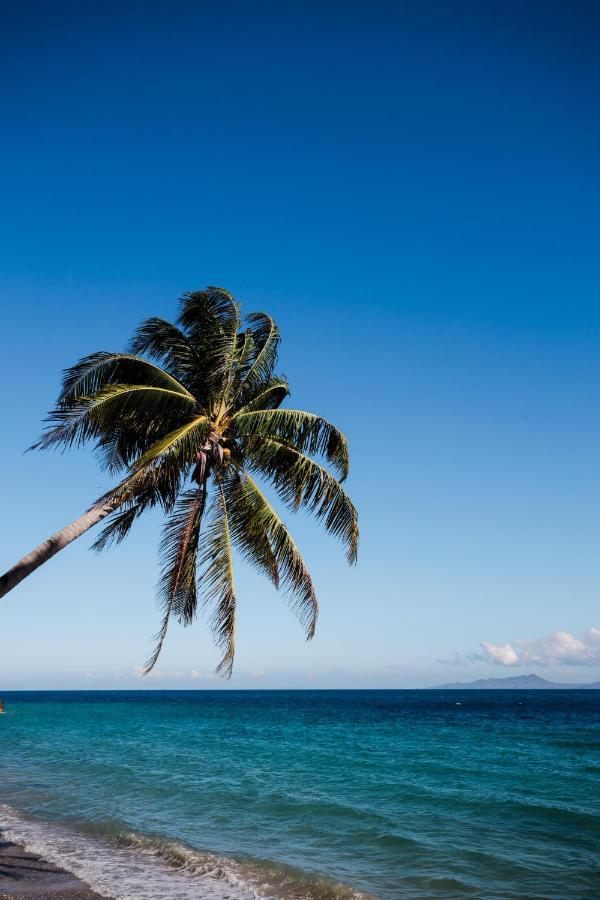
[{"x1": 0, "y1": 803, "x2": 373, "y2": 900}]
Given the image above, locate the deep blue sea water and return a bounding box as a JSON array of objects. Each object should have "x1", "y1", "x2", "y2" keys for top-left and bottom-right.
[{"x1": 0, "y1": 690, "x2": 599, "y2": 898}]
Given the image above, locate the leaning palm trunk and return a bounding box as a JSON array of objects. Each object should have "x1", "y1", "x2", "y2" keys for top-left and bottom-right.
[{"x1": 0, "y1": 501, "x2": 115, "y2": 598}]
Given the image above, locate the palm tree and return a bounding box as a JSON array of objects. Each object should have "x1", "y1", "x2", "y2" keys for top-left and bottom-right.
[{"x1": 0, "y1": 288, "x2": 358, "y2": 675}]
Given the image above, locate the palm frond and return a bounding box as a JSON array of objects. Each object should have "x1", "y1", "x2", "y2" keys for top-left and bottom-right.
[
  {"x1": 232, "y1": 376, "x2": 289, "y2": 415},
  {"x1": 232, "y1": 313, "x2": 279, "y2": 405},
  {"x1": 57, "y1": 352, "x2": 193, "y2": 403},
  {"x1": 128, "y1": 318, "x2": 203, "y2": 395},
  {"x1": 178, "y1": 287, "x2": 241, "y2": 405},
  {"x1": 231, "y1": 469, "x2": 318, "y2": 639},
  {"x1": 130, "y1": 415, "x2": 210, "y2": 471},
  {"x1": 92, "y1": 455, "x2": 187, "y2": 550},
  {"x1": 245, "y1": 437, "x2": 358, "y2": 563},
  {"x1": 32, "y1": 384, "x2": 196, "y2": 455},
  {"x1": 94, "y1": 428, "x2": 129, "y2": 474},
  {"x1": 145, "y1": 486, "x2": 207, "y2": 672},
  {"x1": 231, "y1": 328, "x2": 255, "y2": 383},
  {"x1": 178, "y1": 287, "x2": 239, "y2": 338},
  {"x1": 233, "y1": 409, "x2": 349, "y2": 480},
  {"x1": 90, "y1": 506, "x2": 139, "y2": 551},
  {"x1": 221, "y1": 469, "x2": 279, "y2": 588},
  {"x1": 199, "y1": 481, "x2": 237, "y2": 677}
]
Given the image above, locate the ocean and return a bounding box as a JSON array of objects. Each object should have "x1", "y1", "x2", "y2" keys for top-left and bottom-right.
[{"x1": 0, "y1": 690, "x2": 598, "y2": 898}]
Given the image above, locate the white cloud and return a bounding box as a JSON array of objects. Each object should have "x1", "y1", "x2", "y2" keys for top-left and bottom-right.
[
  {"x1": 481, "y1": 641, "x2": 520, "y2": 666},
  {"x1": 480, "y1": 627, "x2": 600, "y2": 667}
]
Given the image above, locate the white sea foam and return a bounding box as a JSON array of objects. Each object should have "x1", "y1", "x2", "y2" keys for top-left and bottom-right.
[
  {"x1": 0, "y1": 804, "x2": 371, "y2": 900},
  {"x1": 0, "y1": 803, "x2": 264, "y2": 899}
]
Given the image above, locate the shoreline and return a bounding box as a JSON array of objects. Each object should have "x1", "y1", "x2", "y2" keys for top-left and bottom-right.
[{"x1": 0, "y1": 834, "x2": 106, "y2": 899}]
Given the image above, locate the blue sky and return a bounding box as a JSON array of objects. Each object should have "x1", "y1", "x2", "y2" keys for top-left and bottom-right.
[{"x1": 1, "y1": 1, "x2": 600, "y2": 688}]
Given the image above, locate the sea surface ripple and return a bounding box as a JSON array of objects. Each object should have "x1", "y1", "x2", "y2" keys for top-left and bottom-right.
[{"x1": 0, "y1": 689, "x2": 599, "y2": 898}]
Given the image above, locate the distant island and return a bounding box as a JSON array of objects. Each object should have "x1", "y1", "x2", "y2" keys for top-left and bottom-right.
[{"x1": 432, "y1": 673, "x2": 600, "y2": 690}]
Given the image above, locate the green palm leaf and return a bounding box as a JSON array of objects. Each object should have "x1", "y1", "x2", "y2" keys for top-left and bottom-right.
[
  {"x1": 245, "y1": 437, "x2": 358, "y2": 563},
  {"x1": 129, "y1": 318, "x2": 203, "y2": 396},
  {"x1": 233, "y1": 408, "x2": 349, "y2": 479},
  {"x1": 178, "y1": 288, "x2": 241, "y2": 404},
  {"x1": 232, "y1": 376, "x2": 289, "y2": 415},
  {"x1": 91, "y1": 457, "x2": 186, "y2": 550},
  {"x1": 58, "y1": 351, "x2": 193, "y2": 403},
  {"x1": 145, "y1": 486, "x2": 207, "y2": 672},
  {"x1": 228, "y1": 469, "x2": 318, "y2": 639},
  {"x1": 199, "y1": 481, "x2": 237, "y2": 677},
  {"x1": 130, "y1": 415, "x2": 210, "y2": 471},
  {"x1": 32, "y1": 384, "x2": 196, "y2": 454},
  {"x1": 222, "y1": 469, "x2": 279, "y2": 588},
  {"x1": 232, "y1": 313, "x2": 280, "y2": 405}
]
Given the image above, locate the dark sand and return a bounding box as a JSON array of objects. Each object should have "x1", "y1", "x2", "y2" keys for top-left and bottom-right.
[{"x1": 0, "y1": 836, "x2": 107, "y2": 899}]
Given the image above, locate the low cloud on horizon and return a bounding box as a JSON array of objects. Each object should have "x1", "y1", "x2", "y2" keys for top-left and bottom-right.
[{"x1": 479, "y1": 627, "x2": 600, "y2": 667}]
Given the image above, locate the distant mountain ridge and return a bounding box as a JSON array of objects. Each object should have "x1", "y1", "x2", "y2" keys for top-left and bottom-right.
[{"x1": 432, "y1": 673, "x2": 600, "y2": 690}]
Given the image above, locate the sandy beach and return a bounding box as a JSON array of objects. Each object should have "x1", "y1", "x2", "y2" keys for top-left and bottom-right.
[{"x1": 0, "y1": 835, "x2": 105, "y2": 899}]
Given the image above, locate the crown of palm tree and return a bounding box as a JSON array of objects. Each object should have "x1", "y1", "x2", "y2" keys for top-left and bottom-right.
[{"x1": 31, "y1": 288, "x2": 358, "y2": 676}]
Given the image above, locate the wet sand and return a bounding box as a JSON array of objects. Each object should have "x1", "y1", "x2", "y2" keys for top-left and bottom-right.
[{"x1": 0, "y1": 836, "x2": 106, "y2": 899}]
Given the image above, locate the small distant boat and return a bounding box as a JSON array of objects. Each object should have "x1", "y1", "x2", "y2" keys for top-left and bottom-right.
[{"x1": 0, "y1": 698, "x2": 5, "y2": 714}]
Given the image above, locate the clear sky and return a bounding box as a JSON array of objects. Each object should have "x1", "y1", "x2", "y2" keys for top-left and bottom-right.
[{"x1": 1, "y1": 1, "x2": 600, "y2": 689}]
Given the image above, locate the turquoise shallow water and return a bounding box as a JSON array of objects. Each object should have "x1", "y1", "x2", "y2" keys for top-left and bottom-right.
[{"x1": 0, "y1": 690, "x2": 599, "y2": 898}]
